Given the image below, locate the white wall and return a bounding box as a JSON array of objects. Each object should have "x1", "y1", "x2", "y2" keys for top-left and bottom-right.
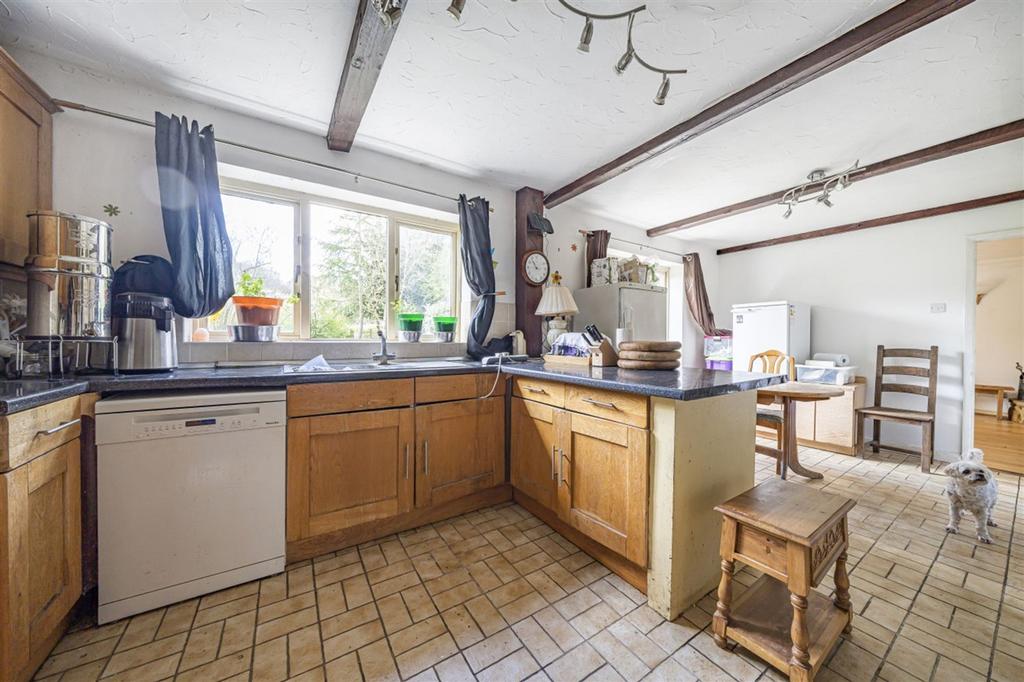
[
  {"x1": 543, "y1": 204, "x2": 720, "y2": 367},
  {"x1": 975, "y1": 243, "x2": 1024, "y2": 413},
  {"x1": 715, "y1": 202, "x2": 1024, "y2": 460}
]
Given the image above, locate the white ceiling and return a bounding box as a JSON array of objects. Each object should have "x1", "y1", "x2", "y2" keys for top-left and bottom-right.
[{"x1": 1, "y1": 0, "x2": 1020, "y2": 248}]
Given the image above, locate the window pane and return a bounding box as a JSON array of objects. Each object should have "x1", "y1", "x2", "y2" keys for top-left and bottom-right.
[
  {"x1": 212, "y1": 193, "x2": 296, "y2": 333},
  {"x1": 398, "y1": 225, "x2": 455, "y2": 336},
  {"x1": 309, "y1": 204, "x2": 388, "y2": 339}
]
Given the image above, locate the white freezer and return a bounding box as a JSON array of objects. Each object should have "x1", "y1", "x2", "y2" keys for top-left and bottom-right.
[
  {"x1": 572, "y1": 283, "x2": 667, "y2": 342},
  {"x1": 731, "y1": 301, "x2": 811, "y2": 371}
]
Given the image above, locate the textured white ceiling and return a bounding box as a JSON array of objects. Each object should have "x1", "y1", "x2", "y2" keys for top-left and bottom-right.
[{"x1": 0, "y1": 0, "x2": 1020, "y2": 248}]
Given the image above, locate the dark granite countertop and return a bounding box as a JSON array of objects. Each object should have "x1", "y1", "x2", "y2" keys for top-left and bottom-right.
[
  {"x1": 500, "y1": 360, "x2": 782, "y2": 400},
  {"x1": 0, "y1": 358, "x2": 780, "y2": 415}
]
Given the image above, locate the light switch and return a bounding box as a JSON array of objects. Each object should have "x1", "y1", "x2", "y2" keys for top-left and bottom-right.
[{"x1": 930, "y1": 303, "x2": 947, "y2": 314}]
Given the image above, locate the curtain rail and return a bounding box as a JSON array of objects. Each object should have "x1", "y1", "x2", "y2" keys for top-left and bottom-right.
[
  {"x1": 578, "y1": 229, "x2": 685, "y2": 258},
  {"x1": 53, "y1": 99, "x2": 493, "y2": 212}
]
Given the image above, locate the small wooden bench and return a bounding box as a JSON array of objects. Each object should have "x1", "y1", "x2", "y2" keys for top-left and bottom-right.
[
  {"x1": 713, "y1": 479, "x2": 856, "y2": 682},
  {"x1": 975, "y1": 383, "x2": 1014, "y2": 421}
]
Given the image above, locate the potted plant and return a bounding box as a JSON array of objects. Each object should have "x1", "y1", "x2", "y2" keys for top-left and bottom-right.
[
  {"x1": 433, "y1": 316, "x2": 457, "y2": 342},
  {"x1": 232, "y1": 272, "x2": 284, "y2": 326}
]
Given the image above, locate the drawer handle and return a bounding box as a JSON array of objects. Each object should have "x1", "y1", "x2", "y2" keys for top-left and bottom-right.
[
  {"x1": 423, "y1": 440, "x2": 430, "y2": 476},
  {"x1": 525, "y1": 386, "x2": 548, "y2": 395},
  {"x1": 36, "y1": 419, "x2": 80, "y2": 438},
  {"x1": 404, "y1": 444, "x2": 410, "y2": 480},
  {"x1": 582, "y1": 397, "x2": 618, "y2": 410}
]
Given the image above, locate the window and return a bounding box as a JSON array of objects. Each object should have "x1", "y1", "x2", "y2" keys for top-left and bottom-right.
[{"x1": 200, "y1": 180, "x2": 461, "y2": 341}]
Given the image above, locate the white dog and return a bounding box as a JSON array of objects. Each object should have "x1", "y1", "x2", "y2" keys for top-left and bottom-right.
[{"x1": 943, "y1": 448, "x2": 999, "y2": 543}]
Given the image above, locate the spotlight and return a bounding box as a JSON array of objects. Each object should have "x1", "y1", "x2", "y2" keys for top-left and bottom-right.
[
  {"x1": 578, "y1": 17, "x2": 594, "y2": 53},
  {"x1": 653, "y1": 73, "x2": 669, "y2": 105},
  {"x1": 614, "y1": 48, "x2": 633, "y2": 75},
  {"x1": 819, "y1": 195, "x2": 834, "y2": 208},
  {"x1": 783, "y1": 205, "x2": 793, "y2": 219},
  {"x1": 447, "y1": 0, "x2": 465, "y2": 21}
]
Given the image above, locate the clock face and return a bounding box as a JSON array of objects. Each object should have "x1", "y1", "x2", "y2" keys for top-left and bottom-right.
[{"x1": 522, "y1": 251, "x2": 550, "y2": 286}]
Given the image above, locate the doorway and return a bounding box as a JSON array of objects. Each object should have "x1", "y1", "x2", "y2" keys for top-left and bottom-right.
[{"x1": 971, "y1": 235, "x2": 1024, "y2": 473}]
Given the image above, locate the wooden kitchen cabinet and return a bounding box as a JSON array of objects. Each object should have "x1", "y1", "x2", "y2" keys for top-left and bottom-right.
[
  {"x1": 0, "y1": 48, "x2": 58, "y2": 267},
  {"x1": 558, "y1": 412, "x2": 649, "y2": 566},
  {"x1": 415, "y1": 396, "x2": 505, "y2": 508},
  {"x1": 1, "y1": 439, "x2": 82, "y2": 682},
  {"x1": 287, "y1": 407, "x2": 414, "y2": 541},
  {"x1": 510, "y1": 397, "x2": 563, "y2": 512}
]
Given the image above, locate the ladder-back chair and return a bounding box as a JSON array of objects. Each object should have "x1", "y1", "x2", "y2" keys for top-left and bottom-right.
[{"x1": 750, "y1": 350, "x2": 796, "y2": 475}]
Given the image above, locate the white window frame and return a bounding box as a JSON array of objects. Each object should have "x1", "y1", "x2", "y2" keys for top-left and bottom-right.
[{"x1": 200, "y1": 178, "x2": 461, "y2": 341}]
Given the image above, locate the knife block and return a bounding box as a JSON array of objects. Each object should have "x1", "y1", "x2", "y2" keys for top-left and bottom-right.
[{"x1": 589, "y1": 339, "x2": 619, "y2": 367}]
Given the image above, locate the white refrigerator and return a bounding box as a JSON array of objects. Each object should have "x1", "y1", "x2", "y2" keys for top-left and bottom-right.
[
  {"x1": 573, "y1": 283, "x2": 667, "y2": 342},
  {"x1": 731, "y1": 301, "x2": 811, "y2": 371}
]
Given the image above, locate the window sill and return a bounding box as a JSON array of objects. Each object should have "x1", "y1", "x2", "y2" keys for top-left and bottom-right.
[{"x1": 180, "y1": 340, "x2": 467, "y2": 364}]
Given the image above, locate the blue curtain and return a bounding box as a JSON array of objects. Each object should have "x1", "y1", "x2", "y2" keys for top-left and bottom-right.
[
  {"x1": 458, "y1": 195, "x2": 511, "y2": 359},
  {"x1": 154, "y1": 113, "x2": 234, "y2": 318}
]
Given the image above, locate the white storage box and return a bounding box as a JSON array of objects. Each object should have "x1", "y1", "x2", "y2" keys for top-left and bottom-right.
[{"x1": 796, "y1": 364, "x2": 858, "y2": 385}]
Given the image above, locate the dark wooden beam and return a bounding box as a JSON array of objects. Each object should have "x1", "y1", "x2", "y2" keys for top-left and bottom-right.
[
  {"x1": 515, "y1": 187, "x2": 545, "y2": 357},
  {"x1": 716, "y1": 191, "x2": 1024, "y2": 255},
  {"x1": 543, "y1": 0, "x2": 974, "y2": 208},
  {"x1": 648, "y1": 119, "x2": 1024, "y2": 237},
  {"x1": 326, "y1": 0, "x2": 401, "y2": 152}
]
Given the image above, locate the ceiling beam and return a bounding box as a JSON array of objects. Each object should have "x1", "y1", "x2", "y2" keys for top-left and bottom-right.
[
  {"x1": 716, "y1": 191, "x2": 1024, "y2": 255},
  {"x1": 543, "y1": 0, "x2": 975, "y2": 208},
  {"x1": 647, "y1": 119, "x2": 1024, "y2": 237},
  {"x1": 326, "y1": 0, "x2": 402, "y2": 152}
]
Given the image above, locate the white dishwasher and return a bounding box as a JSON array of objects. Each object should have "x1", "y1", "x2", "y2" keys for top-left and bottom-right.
[{"x1": 96, "y1": 390, "x2": 286, "y2": 623}]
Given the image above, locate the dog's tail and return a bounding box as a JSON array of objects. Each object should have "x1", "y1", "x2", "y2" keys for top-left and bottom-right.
[{"x1": 967, "y1": 448, "x2": 985, "y2": 463}]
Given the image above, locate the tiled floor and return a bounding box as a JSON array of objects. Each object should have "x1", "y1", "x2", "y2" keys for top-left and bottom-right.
[{"x1": 35, "y1": 444, "x2": 1024, "y2": 682}]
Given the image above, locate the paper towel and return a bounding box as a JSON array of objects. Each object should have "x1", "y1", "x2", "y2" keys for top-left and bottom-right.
[{"x1": 812, "y1": 353, "x2": 850, "y2": 366}]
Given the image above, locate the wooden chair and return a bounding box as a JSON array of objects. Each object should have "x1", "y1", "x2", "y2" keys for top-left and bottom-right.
[
  {"x1": 855, "y1": 345, "x2": 938, "y2": 472},
  {"x1": 750, "y1": 350, "x2": 796, "y2": 475}
]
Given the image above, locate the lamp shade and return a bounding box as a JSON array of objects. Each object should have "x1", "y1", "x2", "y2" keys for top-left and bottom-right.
[{"x1": 535, "y1": 283, "x2": 578, "y2": 316}]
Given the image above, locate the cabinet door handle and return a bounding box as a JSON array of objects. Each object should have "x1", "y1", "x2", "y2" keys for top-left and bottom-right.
[
  {"x1": 551, "y1": 444, "x2": 557, "y2": 481},
  {"x1": 35, "y1": 418, "x2": 80, "y2": 437},
  {"x1": 423, "y1": 440, "x2": 430, "y2": 475},
  {"x1": 582, "y1": 397, "x2": 618, "y2": 410},
  {"x1": 525, "y1": 386, "x2": 548, "y2": 394},
  {"x1": 404, "y1": 444, "x2": 410, "y2": 480},
  {"x1": 558, "y1": 448, "x2": 565, "y2": 487}
]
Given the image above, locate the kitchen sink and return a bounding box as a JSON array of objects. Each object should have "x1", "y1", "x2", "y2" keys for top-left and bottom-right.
[{"x1": 283, "y1": 359, "x2": 469, "y2": 374}]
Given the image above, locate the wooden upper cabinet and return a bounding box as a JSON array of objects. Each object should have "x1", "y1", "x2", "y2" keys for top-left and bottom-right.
[
  {"x1": 287, "y1": 407, "x2": 414, "y2": 541},
  {"x1": 415, "y1": 396, "x2": 505, "y2": 508},
  {"x1": 0, "y1": 48, "x2": 58, "y2": 267},
  {"x1": 557, "y1": 412, "x2": 649, "y2": 566},
  {"x1": 1, "y1": 439, "x2": 82, "y2": 682},
  {"x1": 510, "y1": 397, "x2": 562, "y2": 512}
]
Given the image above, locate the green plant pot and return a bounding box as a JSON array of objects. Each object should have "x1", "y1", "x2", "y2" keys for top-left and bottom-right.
[
  {"x1": 433, "y1": 316, "x2": 457, "y2": 333},
  {"x1": 397, "y1": 313, "x2": 424, "y2": 332}
]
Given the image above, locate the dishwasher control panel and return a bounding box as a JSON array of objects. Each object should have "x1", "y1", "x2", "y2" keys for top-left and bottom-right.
[{"x1": 133, "y1": 414, "x2": 271, "y2": 439}]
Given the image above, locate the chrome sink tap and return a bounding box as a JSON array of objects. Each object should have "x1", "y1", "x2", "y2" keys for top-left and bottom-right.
[{"x1": 373, "y1": 330, "x2": 396, "y2": 366}]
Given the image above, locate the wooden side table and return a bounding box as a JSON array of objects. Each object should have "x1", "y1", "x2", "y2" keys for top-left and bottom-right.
[{"x1": 713, "y1": 479, "x2": 856, "y2": 682}]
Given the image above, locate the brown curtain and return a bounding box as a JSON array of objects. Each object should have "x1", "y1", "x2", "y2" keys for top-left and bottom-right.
[
  {"x1": 683, "y1": 253, "x2": 730, "y2": 336},
  {"x1": 585, "y1": 230, "x2": 610, "y2": 286}
]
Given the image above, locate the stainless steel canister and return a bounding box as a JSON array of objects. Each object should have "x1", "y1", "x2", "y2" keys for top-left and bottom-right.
[
  {"x1": 25, "y1": 268, "x2": 113, "y2": 338},
  {"x1": 24, "y1": 210, "x2": 113, "y2": 276},
  {"x1": 24, "y1": 211, "x2": 114, "y2": 339}
]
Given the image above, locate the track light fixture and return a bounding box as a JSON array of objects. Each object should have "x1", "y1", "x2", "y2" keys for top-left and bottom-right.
[
  {"x1": 372, "y1": 0, "x2": 404, "y2": 28},
  {"x1": 578, "y1": 17, "x2": 594, "y2": 53},
  {"x1": 779, "y1": 163, "x2": 861, "y2": 218},
  {"x1": 447, "y1": 0, "x2": 465, "y2": 21},
  {"x1": 445, "y1": 1, "x2": 688, "y2": 103},
  {"x1": 653, "y1": 73, "x2": 669, "y2": 105}
]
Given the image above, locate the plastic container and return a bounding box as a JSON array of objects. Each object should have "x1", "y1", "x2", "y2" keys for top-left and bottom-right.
[
  {"x1": 705, "y1": 359, "x2": 733, "y2": 371},
  {"x1": 232, "y1": 296, "x2": 283, "y2": 326},
  {"x1": 795, "y1": 364, "x2": 858, "y2": 385}
]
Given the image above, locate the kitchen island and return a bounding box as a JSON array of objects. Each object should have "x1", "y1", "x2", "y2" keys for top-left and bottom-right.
[{"x1": 0, "y1": 359, "x2": 778, "y2": 623}]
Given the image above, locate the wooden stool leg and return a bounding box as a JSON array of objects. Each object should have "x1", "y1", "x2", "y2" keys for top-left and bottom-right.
[
  {"x1": 713, "y1": 559, "x2": 733, "y2": 649},
  {"x1": 789, "y1": 592, "x2": 811, "y2": 678},
  {"x1": 834, "y1": 551, "x2": 852, "y2": 635}
]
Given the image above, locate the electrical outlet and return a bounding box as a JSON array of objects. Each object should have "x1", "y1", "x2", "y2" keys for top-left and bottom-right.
[{"x1": 930, "y1": 302, "x2": 947, "y2": 314}]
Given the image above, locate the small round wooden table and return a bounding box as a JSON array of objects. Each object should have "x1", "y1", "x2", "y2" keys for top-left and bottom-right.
[{"x1": 757, "y1": 382, "x2": 844, "y2": 480}]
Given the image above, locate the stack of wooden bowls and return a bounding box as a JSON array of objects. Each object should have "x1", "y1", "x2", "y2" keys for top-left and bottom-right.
[{"x1": 616, "y1": 341, "x2": 682, "y2": 370}]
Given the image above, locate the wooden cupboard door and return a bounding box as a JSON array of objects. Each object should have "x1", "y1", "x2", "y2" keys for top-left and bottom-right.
[
  {"x1": 814, "y1": 384, "x2": 865, "y2": 448},
  {"x1": 558, "y1": 412, "x2": 649, "y2": 566},
  {"x1": 1, "y1": 439, "x2": 81, "y2": 682},
  {"x1": 416, "y1": 397, "x2": 505, "y2": 508},
  {"x1": 287, "y1": 408, "x2": 413, "y2": 540},
  {"x1": 510, "y1": 397, "x2": 562, "y2": 511},
  {"x1": 0, "y1": 52, "x2": 54, "y2": 266}
]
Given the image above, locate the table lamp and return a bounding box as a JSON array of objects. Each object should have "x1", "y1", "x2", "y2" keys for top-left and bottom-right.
[{"x1": 535, "y1": 271, "x2": 578, "y2": 350}]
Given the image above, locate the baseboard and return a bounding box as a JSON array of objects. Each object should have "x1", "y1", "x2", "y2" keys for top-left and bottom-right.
[
  {"x1": 513, "y1": 490, "x2": 648, "y2": 595},
  {"x1": 287, "y1": 484, "x2": 514, "y2": 562}
]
